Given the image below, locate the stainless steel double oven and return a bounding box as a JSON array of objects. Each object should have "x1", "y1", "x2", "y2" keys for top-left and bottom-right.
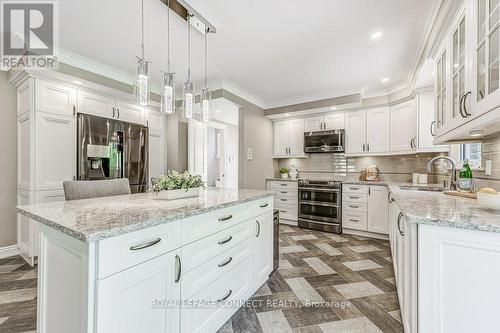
[{"x1": 298, "y1": 180, "x2": 342, "y2": 233}]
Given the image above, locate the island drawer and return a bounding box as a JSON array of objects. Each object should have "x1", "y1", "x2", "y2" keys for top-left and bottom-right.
[
  {"x1": 181, "y1": 238, "x2": 253, "y2": 300},
  {"x1": 97, "y1": 221, "x2": 181, "y2": 279},
  {"x1": 181, "y1": 254, "x2": 253, "y2": 333},
  {"x1": 343, "y1": 185, "x2": 369, "y2": 194},
  {"x1": 182, "y1": 198, "x2": 271, "y2": 245},
  {"x1": 275, "y1": 203, "x2": 298, "y2": 221},
  {"x1": 343, "y1": 211, "x2": 368, "y2": 231},
  {"x1": 182, "y1": 220, "x2": 253, "y2": 274}
]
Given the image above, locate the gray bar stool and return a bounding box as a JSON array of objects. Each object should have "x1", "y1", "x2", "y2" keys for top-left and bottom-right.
[{"x1": 63, "y1": 179, "x2": 131, "y2": 201}]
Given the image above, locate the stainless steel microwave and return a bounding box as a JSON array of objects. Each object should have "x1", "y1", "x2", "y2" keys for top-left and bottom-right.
[{"x1": 304, "y1": 130, "x2": 345, "y2": 153}]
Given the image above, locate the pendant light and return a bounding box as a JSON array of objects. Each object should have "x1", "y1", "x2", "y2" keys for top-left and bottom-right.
[
  {"x1": 134, "y1": 0, "x2": 150, "y2": 106},
  {"x1": 182, "y1": 14, "x2": 194, "y2": 119},
  {"x1": 201, "y1": 29, "x2": 212, "y2": 123},
  {"x1": 160, "y1": 0, "x2": 175, "y2": 114}
]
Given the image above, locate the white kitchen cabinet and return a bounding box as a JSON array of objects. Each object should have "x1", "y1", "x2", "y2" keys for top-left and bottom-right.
[
  {"x1": 304, "y1": 115, "x2": 324, "y2": 132},
  {"x1": 77, "y1": 90, "x2": 115, "y2": 119},
  {"x1": 304, "y1": 113, "x2": 344, "y2": 132},
  {"x1": 367, "y1": 186, "x2": 389, "y2": 234},
  {"x1": 366, "y1": 107, "x2": 390, "y2": 153},
  {"x1": 391, "y1": 100, "x2": 417, "y2": 152},
  {"x1": 345, "y1": 110, "x2": 366, "y2": 154},
  {"x1": 35, "y1": 79, "x2": 76, "y2": 116},
  {"x1": 419, "y1": 224, "x2": 500, "y2": 333},
  {"x1": 115, "y1": 100, "x2": 144, "y2": 125},
  {"x1": 324, "y1": 112, "x2": 345, "y2": 130},
  {"x1": 417, "y1": 90, "x2": 449, "y2": 152},
  {"x1": 97, "y1": 250, "x2": 181, "y2": 333},
  {"x1": 35, "y1": 112, "x2": 76, "y2": 191},
  {"x1": 471, "y1": 0, "x2": 500, "y2": 119},
  {"x1": 254, "y1": 211, "x2": 273, "y2": 287},
  {"x1": 273, "y1": 118, "x2": 305, "y2": 157}
]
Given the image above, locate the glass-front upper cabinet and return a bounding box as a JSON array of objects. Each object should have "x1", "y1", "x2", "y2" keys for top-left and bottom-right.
[
  {"x1": 435, "y1": 49, "x2": 447, "y2": 132},
  {"x1": 473, "y1": 0, "x2": 500, "y2": 116},
  {"x1": 452, "y1": 16, "x2": 467, "y2": 120}
]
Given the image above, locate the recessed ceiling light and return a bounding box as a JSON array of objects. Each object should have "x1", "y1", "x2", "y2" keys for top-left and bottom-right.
[
  {"x1": 72, "y1": 80, "x2": 82, "y2": 85},
  {"x1": 381, "y1": 77, "x2": 390, "y2": 83},
  {"x1": 284, "y1": 113, "x2": 290, "y2": 117},
  {"x1": 370, "y1": 31, "x2": 383, "y2": 40},
  {"x1": 330, "y1": 106, "x2": 337, "y2": 110},
  {"x1": 432, "y1": 71, "x2": 435, "y2": 75},
  {"x1": 215, "y1": 110, "x2": 222, "y2": 113}
]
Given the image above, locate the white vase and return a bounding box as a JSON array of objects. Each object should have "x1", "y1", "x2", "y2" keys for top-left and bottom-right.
[
  {"x1": 281, "y1": 173, "x2": 289, "y2": 179},
  {"x1": 155, "y1": 187, "x2": 200, "y2": 200}
]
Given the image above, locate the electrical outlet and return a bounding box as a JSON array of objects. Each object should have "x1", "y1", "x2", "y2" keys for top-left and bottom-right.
[{"x1": 485, "y1": 160, "x2": 492, "y2": 176}]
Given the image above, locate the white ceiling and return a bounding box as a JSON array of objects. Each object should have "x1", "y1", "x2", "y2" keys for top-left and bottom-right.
[{"x1": 57, "y1": 0, "x2": 439, "y2": 109}]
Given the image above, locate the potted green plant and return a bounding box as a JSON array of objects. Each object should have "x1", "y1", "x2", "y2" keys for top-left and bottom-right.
[
  {"x1": 150, "y1": 170, "x2": 205, "y2": 200},
  {"x1": 279, "y1": 167, "x2": 289, "y2": 179}
]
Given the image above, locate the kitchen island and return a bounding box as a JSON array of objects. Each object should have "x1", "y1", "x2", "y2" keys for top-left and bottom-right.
[
  {"x1": 387, "y1": 185, "x2": 500, "y2": 333},
  {"x1": 16, "y1": 188, "x2": 274, "y2": 333}
]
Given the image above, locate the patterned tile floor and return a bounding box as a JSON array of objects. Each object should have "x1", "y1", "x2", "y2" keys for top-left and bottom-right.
[
  {"x1": 0, "y1": 225, "x2": 402, "y2": 333},
  {"x1": 218, "y1": 225, "x2": 403, "y2": 333}
]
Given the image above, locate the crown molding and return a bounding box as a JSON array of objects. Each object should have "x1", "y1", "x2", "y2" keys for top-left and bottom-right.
[{"x1": 209, "y1": 77, "x2": 267, "y2": 109}]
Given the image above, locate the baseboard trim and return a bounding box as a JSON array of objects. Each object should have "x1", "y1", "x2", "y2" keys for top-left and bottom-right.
[
  {"x1": 279, "y1": 219, "x2": 298, "y2": 227},
  {"x1": 343, "y1": 228, "x2": 389, "y2": 240},
  {"x1": 0, "y1": 245, "x2": 19, "y2": 259}
]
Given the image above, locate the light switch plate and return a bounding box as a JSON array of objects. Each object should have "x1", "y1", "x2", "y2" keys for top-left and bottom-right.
[
  {"x1": 247, "y1": 147, "x2": 253, "y2": 160},
  {"x1": 485, "y1": 160, "x2": 492, "y2": 176}
]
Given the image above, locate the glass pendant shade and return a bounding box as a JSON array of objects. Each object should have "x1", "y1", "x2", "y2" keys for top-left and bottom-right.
[
  {"x1": 201, "y1": 87, "x2": 212, "y2": 122},
  {"x1": 183, "y1": 79, "x2": 194, "y2": 119},
  {"x1": 134, "y1": 58, "x2": 150, "y2": 106},
  {"x1": 160, "y1": 72, "x2": 175, "y2": 114}
]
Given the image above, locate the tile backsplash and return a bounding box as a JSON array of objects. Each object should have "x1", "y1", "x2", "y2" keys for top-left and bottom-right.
[
  {"x1": 469, "y1": 132, "x2": 500, "y2": 190},
  {"x1": 277, "y1": 152, "x2": 448, "y2": 184}
]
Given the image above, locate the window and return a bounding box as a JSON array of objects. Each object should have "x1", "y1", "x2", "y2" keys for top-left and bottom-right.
[{"x1": 459, "y1": 143, "x2": 482, "y2": 169}]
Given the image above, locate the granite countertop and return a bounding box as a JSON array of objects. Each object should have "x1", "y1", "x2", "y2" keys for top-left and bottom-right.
[
  {"x1": 389, "y1": 184, "x2": 500, "y2": 233},
  {"x1": 16, "y1": 188, "x2": 273, "y2": 243}
]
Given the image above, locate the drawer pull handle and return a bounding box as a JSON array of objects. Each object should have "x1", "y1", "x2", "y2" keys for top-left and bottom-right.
[
  {"x1": 218, "y1": 215, "x2": 233, "y2": 222},
  {"x1": 350, "y1": 187, "x2": 359, "y2": 190},
  {"x1": 280, "y1": 198, "x2": 287, "y2": 201},
  {"x1": 349, "y1": 219, "x2": 360, "y2": 222},
  {"x1": 280, "y1": 191, "x2": 287, "y2": 194},
  {"x1": 129, "y1": 238, "x2": 161, "y2": 251},
  {"x1": 217, "y1": 289, "x2": 232, "y2": 302},
  {"x1": 280, "y1": 184, "x2": 288, "y2": 186},
  {"x1": 174, "y1": 255, "x2": 181, "y2": 283},
  {"x1": 349, "y1": 196, "x2": 360, "y2": 199},
  {"x1": 218, "y1": 236, "x2": 233, "y2": 245},
  {"x1": 259, "y1": 203, "x2": 269, "y2": 208},
  {"x1": 280, "y1": 210, "x2": 287, "y2": 213},
  {"x1": 349, "y1": 205, "x2": 360, "y2": 208},
  {"x1": 218, "y1": 257, "x2": 233, "y2": 268}
]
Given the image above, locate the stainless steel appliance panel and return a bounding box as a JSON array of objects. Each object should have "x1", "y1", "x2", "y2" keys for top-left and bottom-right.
[{"x1": 304, "y1": 130, "x2": 344, "y2": 153}]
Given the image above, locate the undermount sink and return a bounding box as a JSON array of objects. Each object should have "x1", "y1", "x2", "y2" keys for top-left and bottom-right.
[{"x1": 398, "y1": 185, "x2": 444, "y2": 192}]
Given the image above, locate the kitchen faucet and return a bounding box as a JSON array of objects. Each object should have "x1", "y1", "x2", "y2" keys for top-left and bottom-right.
[{"x1": 426, "y1": 156, "x2": 457, "y2": 190}]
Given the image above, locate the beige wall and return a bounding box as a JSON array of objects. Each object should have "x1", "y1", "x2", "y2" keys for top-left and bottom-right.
[{"x1": 0, "y1": 71, "x2": 17, "y2": 247}]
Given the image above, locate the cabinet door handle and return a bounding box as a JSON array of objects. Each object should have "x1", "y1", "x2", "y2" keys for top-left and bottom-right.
[
  {"x1": 218, "y1": 215, "x2": 233, "y2": 222},
  {"x1": 463, "y1": 91, "x2": 471, "y2": 116},
  {"x1": 259, "y1": 203, "x2": 269, "y2": 208},
  {"x1": 256, "y1": 220, "x2": 261, "y2": 237},
  {"x1": 129, "y1": 237, "x2": 161, "y2": 251},
  {"x1": 366, "y1": 143, "x2": 370, "y2": 151},
  {"x1": 459, "y1": 94, "x2": 467, "y2": 118},
  {"x1": 72, "y1": 105, "x2": 76, "y2": 116},
  {"x1": 112, "y1": 107, "x2": 116, "y2": 118},
  {"x1": 117, "y1": 108, "x2": 120, "y2": 119},
  {"x1": 174, "y1": 254, "x2": 181, "y2": 283},
  {"x1": 397, "y1": 212, "x2": 405, "y2": 236},
  {"x1": 218, "y1": 236, "x2": 233, "y2": 245},
  {"x1": 430, "y1": 120, "x2": 436, "y2": 137},
  {"x1": 218, "y1": 256, "x2": 233, "y2": 267},
  {"x1": 362, "y1": 143, "x2": 365, "y2": 151},
  {"x1": 217, "y1": 289, "x2": 232, "y2": 302},
  {"x1": 388, "y1": 191, "x2": 395, "y2": 203}
]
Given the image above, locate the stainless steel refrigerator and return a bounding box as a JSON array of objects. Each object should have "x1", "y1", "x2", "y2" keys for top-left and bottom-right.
[{"x1": 77, "y1": 113, "x2": 149, "y2": 193}]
